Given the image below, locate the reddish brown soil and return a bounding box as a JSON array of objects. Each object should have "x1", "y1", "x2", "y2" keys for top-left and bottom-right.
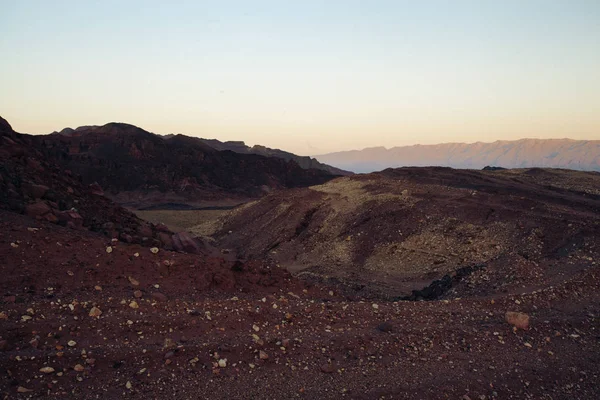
[{"x1": 1, "y1": 211, "x2": 599, "y2": 399}]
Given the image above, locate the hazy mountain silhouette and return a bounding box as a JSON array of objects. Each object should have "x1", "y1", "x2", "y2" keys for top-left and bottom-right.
[{"x1": 315, "y1": 139, "x2": 600, "y2": 173}]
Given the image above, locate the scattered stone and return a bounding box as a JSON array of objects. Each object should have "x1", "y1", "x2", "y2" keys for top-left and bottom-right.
[
  {"x1": 40, "y1": 366, "x2": 55, "y2": 374},
  {"x1": 133, "y1": 290, "x2": 143, "y2": 298},
  {"x1": 106, "y1": 246, "x2": 113, "y2": 253},
  {"x1": 320, "y1": 363, "x2": 335, "y2": 373},
  {"x1": 89, "y1": 307, "x2": 102, "y2": 317},
  {"x1": 17, "y1": 386, "x2": 33, "y2": 393},
  {"x1": 126, "y1": 381, "x2": 132, "y2": 390},
  {"x1": 372, "y1": 303, "x2": 379, "y2": 310},
  {"x1": 218, "y1": 359, "x2": 227, "y2": 368},
  {"x1": 376, "y1": 321, "x2": 394, "y2": 333},
  {"x1": 150, "y1": 247, "x2": 159, "y2": 254},
  {"x1": 129, "y1": 301, "x2": 139, "y2": 309},
  {"x1": 0, "y1": 311, "x2": 7, "y2": 320},
  {"x1": 505, "y1": 311, "x2": 530, "y2": 330},
  {"x1": 152, "y1": 292, "x2": 168, "y2": 302},
  {"x1": 259, "y1": 350, "x2": 269, "y2": 360},
  {"x1": 67, "y1": 340, "x2": 77, "y2": 347},
  {"x1": 25, "y1": 201, "x2": 51, "y2": 217},
  {"x1": 128, "y1": 276, "x2": 140, "y2": 286},
  {"x1": 74, "y1": 364, "x2": 85, "y2": 372}
]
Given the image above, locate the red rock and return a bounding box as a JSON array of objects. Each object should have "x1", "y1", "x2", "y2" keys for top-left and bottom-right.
[
  {"x1": 137, "y1": 224, "x2": 153, "y2": 238},
  {"x1": 320, "y1": 363, "x2": 335, "y2": 373},
  {"x1": 151, "y1": 292, "x2": 168, "y2": 302},
  {"x1": 22, "y1": 183, "x2": 49, "y2": 199},
  {"x1": 58, "y1": 211, "x2": 83, "y2": 228},
  {"x1": 25, "y1": 201, "x2": 51, "y2": 217},
  {"x1": 89, "y1": 182, "x2": 104, "y2": 196},
  {"x1": 44, "y1": 212, "x2": 58, "y2": 223},
  {"x1": 156, "y1": 223, "x2": 170, "y2": 233},
  {"x1": 172, "y1": 232, "x2": 204, "y2": 254},
  {"x1": 158, "y1": 232, "x2": 173, "y2": 250}
]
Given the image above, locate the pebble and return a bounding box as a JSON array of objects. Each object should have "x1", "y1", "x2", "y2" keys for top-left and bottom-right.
[
  {"x1": 68, "y1": 340, "x2": 77, "y2": 347},
  {"x1": 259, "y1": 350, "x2": 269, "y2": 360},
  {"x1": 372, "y1": 303, "x2": 379, "y2": 310},
  {"x1": 74, "y1": 364, "x2": 85, "y2": 372},
  {"x1": 40, "y1": 366, "x2": 55, "y2": 374},
  {"x1": 89, "y1": 307, "x2": 102, "y2": 317},
  {"x1": 218, "y1": 359, "x2": 227, "y2": 368},
  {"x1": 150, "y1": 247, "x2": 159, "y2": 254},
  {"x1": 128, "y1": 276, "x2": 140, "y2": 286},
  {"x1": 505, "y1": 311, "x2": 530, "y2": 330},
  {"x1": 17, "y1": 387, "x2": 33, "y2": 393},
  {"x1": 133, "y1": 290, "x2": 143, "y2": 298},
  {"x1": 106, "y1": 246, "x2": 113, "y2": 253},
  {"x1": 129, "y1": 301, "x2": 139, "y2": 309}
]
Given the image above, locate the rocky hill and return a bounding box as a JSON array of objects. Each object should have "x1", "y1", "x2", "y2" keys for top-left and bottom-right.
[
  {"x1": 0, "y1": 116, "x2": 199, "y2": 250},
  {"x1": 32, "y1": 122, "x2": 339, "y2": 208},
  {"x1": 196, "y1": 167, "x2": 600, "y2": 298},
  {"x1": 316, "y1": 139, "x2": 600, "y2": 173},
  {"x1": 1, "y1": 117, "x2": 600, "y2": 398},
  {"x1": 196, "y1": 138, "x2": 352, "y2": 176}
]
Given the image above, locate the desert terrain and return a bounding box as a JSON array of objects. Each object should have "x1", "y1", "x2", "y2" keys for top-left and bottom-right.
[{"x1": 1, "y1": 116, "x2": 600, "y2": 399}]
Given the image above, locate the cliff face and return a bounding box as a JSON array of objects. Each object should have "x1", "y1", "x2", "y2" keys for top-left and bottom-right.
[{"x1": 315, "y1": 139, "x2": 600, "y2": 173}]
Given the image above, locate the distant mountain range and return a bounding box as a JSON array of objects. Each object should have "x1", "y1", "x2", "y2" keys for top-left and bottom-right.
[{"x1": 315, "y1": 139, "x2": 600, "y2": 173}]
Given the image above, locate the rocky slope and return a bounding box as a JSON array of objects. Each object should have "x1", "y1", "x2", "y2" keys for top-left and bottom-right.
[
  {"x1": 0, "y1": 117, "x2": 212, "y2": 252},
  {"x1": 316, "y1": 139, "x2": 600, "y2": 173},
  {"x1": 1, "y1": 210, "x2": 599, "y2": 399},
  {"x1": 197, "y1": 167, "x2": 600, "y2": 298},
  {"x1": 34, "y1": 121, "x2": 338, "y2": 208},
  {"x1": 1, "y1": 118, "x2": 599, "y2": 398}
]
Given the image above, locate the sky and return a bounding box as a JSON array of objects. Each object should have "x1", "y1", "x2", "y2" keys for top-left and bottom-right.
[{"x1": 1, "y1": 1, "x2": 599, "y2": 155}]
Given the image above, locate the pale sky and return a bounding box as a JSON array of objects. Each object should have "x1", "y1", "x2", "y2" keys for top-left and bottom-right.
[{"x1": 1, "y1": 0, "x2": 599, "y2": 155}]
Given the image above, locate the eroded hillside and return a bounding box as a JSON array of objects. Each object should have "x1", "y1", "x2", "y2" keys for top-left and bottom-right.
[{"x1": 197, "y1": 167, "x2": 600, "y2": 298}]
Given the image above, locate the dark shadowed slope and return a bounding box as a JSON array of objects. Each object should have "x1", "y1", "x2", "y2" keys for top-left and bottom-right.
[
  {"x1": 195, "y1": 137, "x2": 352, "y2": 176},
  {"x1": 28, "y1": 121, "x2": 339, "y2": 208},
  {"x1": 0, "y1": 117, "x2": 174, "y2": 247},
  {"x1": 315, "y1": 139, "x2": 600, "y2": 172}
]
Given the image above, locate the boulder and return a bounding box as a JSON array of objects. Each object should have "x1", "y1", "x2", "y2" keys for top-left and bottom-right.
[
  {"x1": 25, "y1": 201, "x2": 51, "y2": 217},
  {"x1": 22, "y1": 183, "x2": 49, "y2": 199},
  {"x1": 158, "y1": 232, "x2": 173, "y2": 250},
  {"x1": 155, "y1": 223, "x2": 170, "y2": 233},
  {"x1": 136, "y1": 223, "x2": 153, "y2": 239},
  {"x1": 58, "y1": 210, "x2": 83, "y2": 228},
  {"x1": 172, "y1": 232, "x2": 203, "y2": 254}
]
